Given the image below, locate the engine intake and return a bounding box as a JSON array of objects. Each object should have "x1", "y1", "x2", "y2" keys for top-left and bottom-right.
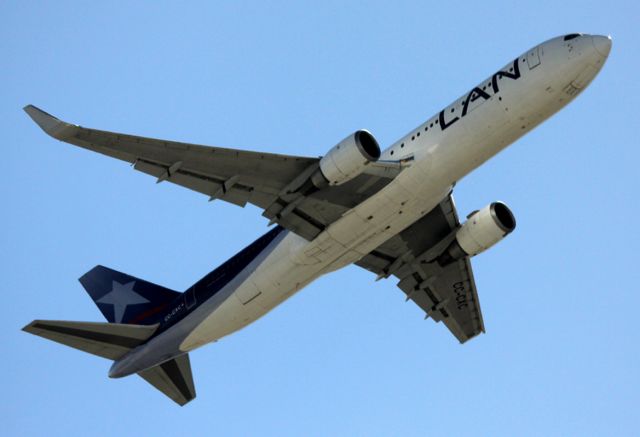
[
  {"x1": 318, "y1": 130, "x2": 381, "y2": 186},
  {"x1": 438, "y1": 202, "x2": 516, "y2": 265}
]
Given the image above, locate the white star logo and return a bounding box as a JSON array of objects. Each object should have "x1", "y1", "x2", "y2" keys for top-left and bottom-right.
[{"x1": 96, "y1": 281, "x2": 150, "y2": 323}]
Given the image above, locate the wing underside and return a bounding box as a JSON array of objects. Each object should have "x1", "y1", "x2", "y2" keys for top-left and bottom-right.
[
  {"x1": 356, "y1": 194, "x2": 485, "y2": 343},
  {"x1": 24, "y1": 105, "x2": 395, "y2": 241}
]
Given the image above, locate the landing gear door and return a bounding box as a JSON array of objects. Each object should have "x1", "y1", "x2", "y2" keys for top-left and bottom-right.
[
  {"x1": 236, "y1": 281, "x2": 262, "y2": 305},
  {"x1": 527, "y1": 46, "x2": 541, "y2": 70}
]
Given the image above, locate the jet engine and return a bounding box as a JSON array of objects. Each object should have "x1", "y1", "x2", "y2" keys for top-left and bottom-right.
[
  {"x1": 317, "y1": 130, "x2": 381, "y2": 186},
  {"x1": 437, "y1": 202, "x2": 516, "y2": 265}
]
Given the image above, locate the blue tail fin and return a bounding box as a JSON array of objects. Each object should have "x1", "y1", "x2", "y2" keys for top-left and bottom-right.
[{"x1": 79, "y1": 265, "x2": 181, "y2": 325}]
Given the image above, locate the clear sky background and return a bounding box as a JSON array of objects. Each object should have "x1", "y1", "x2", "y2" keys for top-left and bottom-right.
[{"x1": 2, "y1": 1, "x2": 638, "y2": 436}]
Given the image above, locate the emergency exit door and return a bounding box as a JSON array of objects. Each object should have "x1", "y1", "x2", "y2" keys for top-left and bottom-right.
[{"x1": 527, "y1": 46, "x2": 541, "y2": 69}]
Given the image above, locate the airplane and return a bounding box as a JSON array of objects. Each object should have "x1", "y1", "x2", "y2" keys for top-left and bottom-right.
[{"x1": 23, "y1": 33, "x2": 611, "y2": 405}]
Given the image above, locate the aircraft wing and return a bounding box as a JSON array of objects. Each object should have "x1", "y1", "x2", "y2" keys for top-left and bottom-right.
[
  {"x1": 24, "y1": 105, "x2": 395, "y2": 240},
  {"x1": 356, "y1": 194, "x2": 485, "y2": 343}
]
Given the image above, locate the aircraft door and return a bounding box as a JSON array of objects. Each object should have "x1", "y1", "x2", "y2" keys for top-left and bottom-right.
[
  {"x1": 185, "y1": 287, "x2": 197, "y2": 309},
  {"x1": 527, "y1": 46, "x2": 541, "y2": 69}
]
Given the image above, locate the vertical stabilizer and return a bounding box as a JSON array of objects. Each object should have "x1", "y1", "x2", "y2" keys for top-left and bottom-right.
[{"x1": 79, "y1": 265, "x2": 181, "y2": 324}]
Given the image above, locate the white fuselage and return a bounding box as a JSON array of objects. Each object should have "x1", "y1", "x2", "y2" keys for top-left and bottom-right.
[{"x1": 179, "y1": 34, "x2": 610, "y2": 352}]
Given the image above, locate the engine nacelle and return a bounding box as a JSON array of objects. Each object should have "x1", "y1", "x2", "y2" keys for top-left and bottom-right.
[
  {"x1": 438, "y1": 202, "x2": 516, "y2": 265},
  {"x1": 318, "y1": 130, "x2": 381, "y2": 186}
]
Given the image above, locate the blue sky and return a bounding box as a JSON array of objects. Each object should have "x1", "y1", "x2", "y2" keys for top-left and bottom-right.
[{"x1": 2, "y1": 1, "x2": 638, "y2": 436}]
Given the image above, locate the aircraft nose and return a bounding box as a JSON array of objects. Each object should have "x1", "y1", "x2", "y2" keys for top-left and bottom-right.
[{"x1": 592, "y1": 35, "x2": 612, "y2": 58}]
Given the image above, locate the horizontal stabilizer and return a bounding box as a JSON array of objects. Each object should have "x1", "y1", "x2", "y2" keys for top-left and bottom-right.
[
  {"x1": 138, "y1": 354, "x2": 196, "y2": 406},
  {"x1": 23, "y1": 320, "x2": 158, "y2": 360}
]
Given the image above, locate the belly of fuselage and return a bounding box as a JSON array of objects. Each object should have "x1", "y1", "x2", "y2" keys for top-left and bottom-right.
[{"x1": 179, "y1": 231, "x2": 320, "y2": 351}]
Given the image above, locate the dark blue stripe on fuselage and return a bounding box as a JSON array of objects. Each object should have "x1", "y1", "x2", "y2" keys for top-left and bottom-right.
[{"x1": 149, "y1": 225, "x2": 286, "y2": 336}]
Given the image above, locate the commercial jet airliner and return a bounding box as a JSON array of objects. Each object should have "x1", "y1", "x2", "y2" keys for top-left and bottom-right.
[{"x1": 23, "y1": 34, "x2": 611, "y2": 405}]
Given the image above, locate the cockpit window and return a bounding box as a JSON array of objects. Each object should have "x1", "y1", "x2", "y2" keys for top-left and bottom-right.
[{"x1": 563, "y1": 33, "x2": 582, "y2": 41}]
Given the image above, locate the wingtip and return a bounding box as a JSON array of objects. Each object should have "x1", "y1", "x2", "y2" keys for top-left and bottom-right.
[
  {"x1": 23, "y1": 104, "x2": 77, "y2": 140},
  {"x1": 22, "y1": 320, "x2": 38, "y2": 333},
  {"x1": 23, "y1": 104, "x2": 59, "y2": 123},
  {"x1": 176, "y1": 395, "x2": 196, "y2": 407}
]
